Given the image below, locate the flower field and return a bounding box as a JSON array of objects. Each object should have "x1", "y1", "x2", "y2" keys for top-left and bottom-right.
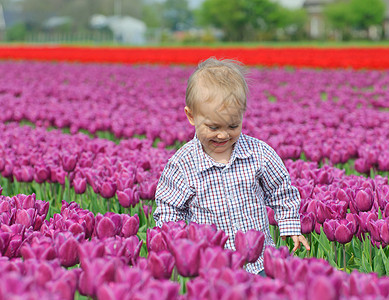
[{"x1": 1, "y1": 46, "x2": 389, "y2": 299}]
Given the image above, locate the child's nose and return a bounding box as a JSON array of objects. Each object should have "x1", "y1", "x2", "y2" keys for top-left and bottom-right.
[{"x1": 217, "y1": 130, "x2": 229, "y2": 139}]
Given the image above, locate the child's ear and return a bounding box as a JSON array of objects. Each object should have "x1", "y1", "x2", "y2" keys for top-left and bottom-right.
[{"x1": 184, "y1": 106, "x2": 195, "y2": 126}]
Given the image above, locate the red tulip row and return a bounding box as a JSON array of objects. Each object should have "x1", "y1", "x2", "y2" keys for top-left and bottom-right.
[{"x1": 2, "y1": 45, "x2": 389, "y2": 69}]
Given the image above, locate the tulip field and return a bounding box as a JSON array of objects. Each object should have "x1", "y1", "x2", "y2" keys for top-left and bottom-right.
[{"x1": 1, "y1": 46, "x2": 389, "y2": 299}]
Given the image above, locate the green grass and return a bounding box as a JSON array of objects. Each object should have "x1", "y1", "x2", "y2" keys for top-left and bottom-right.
[{"x1": 2, "y1": 40, "x2": 389, "y2": 48}]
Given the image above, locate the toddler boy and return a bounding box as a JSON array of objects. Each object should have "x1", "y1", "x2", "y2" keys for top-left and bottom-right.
[{"x1": 153, "y1": 58, "x2": 309, "y2": 274}]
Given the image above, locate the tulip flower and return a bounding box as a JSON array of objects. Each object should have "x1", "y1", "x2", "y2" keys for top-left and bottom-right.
[
  {"x1": 355, "y1": 188, "x2": 374, "y2": 212},
  {"x1": 169, "y1": 238, "x2": 206, "y2": 277},
  {"x1": 368, "y1": 219, "x2": 389, "y2": 244},
  {"x1": 354, "y1": 158, "x2": 371, "y2": 174},
  {"x1": 78, "y1": 240, "x2": 106, "y2": 265},
  {"x1": 300, "y1": 212, "x2": 316, "y2": 234},
  {"x1": 79, "y1": 257, "x2": 122, "y2": 297},
  {"x1": 61, "y1": 153, "x2": 78, "y2": 172},
  {"x1": 187, "y1": 222, "x2": 228, "y2": 248},
  {"x1": 323, "y1": 219, "x2": 337, "y2": 242},
  {"x1": 199, "y1": 247, "x2": 230, "y2": 272},
  {"x1": 334, "y1": 219, "x2": 355, "y2": 244},
  {"x1": 121, "y1": 214, "x2": 139, "y2": 237},
  {"x1": 95, "y1": 216, "x2": 116, "y2": 239},
  {"x1": 147, "y1": 228, "x2": 168, "y2": 253},
  {"x1": 55, "y1": 233, "x2": 81, "y2": 267},
  {"x1": 307, "y1": 275, "x2": 336, "y2": 300},
  {"x1": 147, "y1": 250, "x2": 175, "y2": 279},
  {"x1": 235, "y1": 229, "x2": 265, "y2": 264},
  {"x1": 73, "y1": 177, "x2": 87, "y2": 194},
  {"x1": 266, "y1": 207, "x2": 278, "y2": 226},
  {"x1": 378, "y1": 153, "x2": 389, "y2": 171},
  {"x1": 117, "y1": 188, "x2": 140, "y2": 208},
  {"x1": 34, "y1": 165, "x2": 50, "y2": 184},
  {"x1": 100, "y1": 180, "x2": 117, "y2": 199}
]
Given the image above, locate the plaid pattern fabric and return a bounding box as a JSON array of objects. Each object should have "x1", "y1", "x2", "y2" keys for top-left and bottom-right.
[{"x1": 153, "y1": 133, "x2": 301, "y2": 274}]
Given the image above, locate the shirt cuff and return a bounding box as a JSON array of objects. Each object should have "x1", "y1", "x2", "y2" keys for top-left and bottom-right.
[{"x1": 278, "y1": 218, "x2": 301, "y2": 236}]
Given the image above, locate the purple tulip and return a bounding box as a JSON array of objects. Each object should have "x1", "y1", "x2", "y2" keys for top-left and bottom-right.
[
  {"x1": 307, "y1": 275, "x2": 336, "y2": 300},
  {"x1": 20, "y1": 236, "x2": 57, "y2": 261},
  {"x1": 354, "y1": 158, "x2": 371, "y2": 174},
  {"x1": 123, "y1": 236, "x2": 143, "y2": 266},
  {"x1": 323, "y1": 219, "x2": 336, "y2": 242},
  {"x1": 334, "y1": 219, "x2": 355, "y2": 244},
  {"x1": 235, "y1": 229, "x2": 265, "y2": 264},
  {"x1": 376, "y1": 185, "x2": 389, "y2": 210},
  {"x1": 61, "y1": 153, "x2": 78, "y2": 172},
  {"x1": 117, "y1": 187, "x2": 140, "y2": 208},
  {"x1": 79, "y1": 257, "x2": 122, "y2": 297},
  {"x1": 78, "y1": 240, "x2": 106, "y2": 265},
  {"x1": 56, "y1": 233, "x2": 80, "y2": 267},
  {"x1": 368, "y1": 219, "x2": 389, "y2": 244},
  {"x1": 169, "y1": 238, "x2": 206, "y2": 277},
  {"x1": 378, "y1": 153, "x2": 389, "y2": 171},
  {"x1": 95, "y1": 216, "x2": 116, "y2": 239},
  {"x1": 143, "y1": 205, "x2": 152, "y2": 219},
  {"x1": 147, "y1": 228, "x2": 168, "y2": 253},
  {"x1": 34, "y1": 165, "x2": 50, "y2": 183},
  {"x1": 187, "y1": 222, "x2": 228, "y2": 248},
  {"x1": 121, "y1": 214, "x2": 139, "y2": 237},
  {"x1": 266, "y1": 207, "x2": 278, "y2": 226},
  {"x1": 147, "y1": 250, "x2": 175, "y2": 279},
  {"x1": 73, "y1": 177, "x2": 87, "y2": 194},
  {"x1": 300, "y1": 212, "x2": 316, "y2": 234},
  {"x1": 355, "y1": 188, "x2": 374, "y2": 212},
  {"x1": 199, "y1": 247, "x2": 230, "y2": 272},
  {"x1": 100, "y1": 180, "x2": 117, "y2": 199}
]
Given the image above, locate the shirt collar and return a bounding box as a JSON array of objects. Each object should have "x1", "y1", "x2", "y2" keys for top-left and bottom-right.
[{"x1": 194, "y1": 133, "x2": 253, "y2": 173}]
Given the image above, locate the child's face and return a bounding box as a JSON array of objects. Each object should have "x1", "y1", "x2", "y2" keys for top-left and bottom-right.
[{"x1": 185, "y1": 98, "x2": 243, "y2": 161}]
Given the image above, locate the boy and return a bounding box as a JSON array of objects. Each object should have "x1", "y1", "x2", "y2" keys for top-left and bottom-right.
[{"x1": 153, "y1": 58, "x2": 310, "y2": 275}]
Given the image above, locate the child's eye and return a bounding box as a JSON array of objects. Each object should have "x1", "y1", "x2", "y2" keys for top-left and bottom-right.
[
  {"x1": 229, "y1": 125, "x2": 239, "y2": 129},
  {"x1": 208, "y1": 126, "x2": 218, "y2": 130}
]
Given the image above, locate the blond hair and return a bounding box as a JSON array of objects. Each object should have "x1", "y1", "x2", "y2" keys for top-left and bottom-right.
[{"x1": 185, "y1": 58, "x2": 248, "y2": 113}]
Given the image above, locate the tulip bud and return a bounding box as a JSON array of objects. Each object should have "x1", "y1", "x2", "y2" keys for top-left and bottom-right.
[
  {"x1": 170, "y1": 239, "x2": 206, "y2": 277},
  {"x1": 355, "y1": 189, "x2": 374, "y2": 212},
  {"x1": 300, "y1": 212, "x2": 316, "y2": 234},
  {"x1": 117, "y1": 188, "x2": 140, "y2": 208},
  {"x1": 121, "y1": 214, "x2": 139, "y2": 237},
  {"x1": 266, "y1": 207, "x2": 278, "y2": 226},
  {"x1": 235, "y1": 229, "x2": 265, "y2": 264},
  {"x1": 100, "y1": 181, "x2": 117, "y2": 199},
  {"x1": 334, "y1": 220, "x2": 354, "y2": 244},
  {"x1": 147, "y1": 250, "x2": 175, "y2": 279},
  {"x1": 95, "y1": 216, "x2": 116, "y2": 239},
  {"x1": 62, "y1": 154, "x2": 78, "y2": 172},
  {"x1": 73, "y1": 177, "x2": 87, "y2": 194}
]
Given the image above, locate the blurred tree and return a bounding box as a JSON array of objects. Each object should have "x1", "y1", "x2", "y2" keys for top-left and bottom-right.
[
  {"x1": 325, "y1": 0, "x2": 385, "y2": 39},
  {"x1": 324, "y1": 1, "x2": 352, "y2": 40},
  {"x1": 163, "y1": 0, "x2": 193, "y2": 31},
  {"x1": 142, "y1": 1, "x2": 164, "y2": 28},
  {"x1": 348, "y1": 0, "x2": 385, "y2": 30},
  {"x1": 197, "y1": 0, "x2": 302, "y2": 41}
]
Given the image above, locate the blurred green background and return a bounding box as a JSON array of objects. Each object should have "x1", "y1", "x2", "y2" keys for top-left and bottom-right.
[{"x1": 0, "y1": 0, "x2": 388, "y2": 45}]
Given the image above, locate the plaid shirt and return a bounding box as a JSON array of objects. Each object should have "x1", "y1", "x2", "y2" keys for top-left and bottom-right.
[{"x1": 153, "y1": 133, "x2": 301, "y2": 274}]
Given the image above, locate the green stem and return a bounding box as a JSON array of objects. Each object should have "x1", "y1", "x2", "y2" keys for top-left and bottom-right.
[
  {"x1": 343, "y1": 244, "x2": 346, "y2": 272},
  {"x1": 333, "y1": 242, "x2": 337, "y2": 265}
]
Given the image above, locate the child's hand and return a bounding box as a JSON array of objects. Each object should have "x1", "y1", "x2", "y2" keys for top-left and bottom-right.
[{"x1": 281, "y1": 235, "x2": 310, "y2": 252}]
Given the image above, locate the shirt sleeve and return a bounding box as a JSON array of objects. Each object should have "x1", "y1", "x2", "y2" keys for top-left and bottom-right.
[
  {"x1": 153, "y1": 160, "x2": 194, "y2": 227},
  {"x1": 259, "y1": 143, "x2": 301, "y2": 237}
]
